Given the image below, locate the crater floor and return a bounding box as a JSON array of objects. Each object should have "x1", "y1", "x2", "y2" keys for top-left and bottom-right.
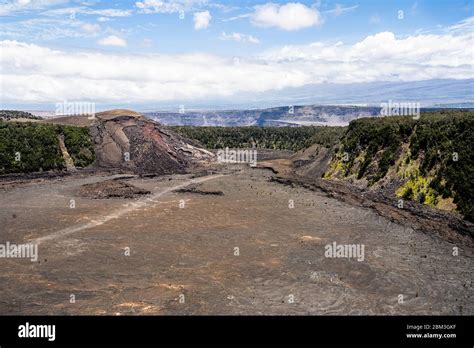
[{"x1": 0, "y1": 166, "x2": 472, "y2": 315}]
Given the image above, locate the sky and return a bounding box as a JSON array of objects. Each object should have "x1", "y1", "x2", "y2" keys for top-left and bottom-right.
[{"x1": 0, "y1": 0, "x2": 473, "y2": 110}]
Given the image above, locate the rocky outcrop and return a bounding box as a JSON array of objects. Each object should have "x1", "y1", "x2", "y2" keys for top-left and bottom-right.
[{"x1": 90, "y1": 110, "x2": 214, "y2": 175}]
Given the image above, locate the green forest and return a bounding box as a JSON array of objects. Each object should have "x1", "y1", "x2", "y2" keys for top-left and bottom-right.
[
  {"x1": 172, "y1": 125, "x2": 345, "y2": 151},
  {"x1": 0, "y1": 121, "x2": 95, "y2": 174},
  {"x1": 0, "y1": 110, "x2": 43, "y2": 120}
]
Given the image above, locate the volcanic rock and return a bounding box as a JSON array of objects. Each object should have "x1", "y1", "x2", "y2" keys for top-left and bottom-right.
[{"x1": 90, "y1": 109, "x2": 214, "y2": 175}]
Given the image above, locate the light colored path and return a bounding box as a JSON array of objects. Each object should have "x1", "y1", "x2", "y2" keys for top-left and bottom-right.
[{"x1": 31, "y1": 174, "x2": 224, "y2": 245}]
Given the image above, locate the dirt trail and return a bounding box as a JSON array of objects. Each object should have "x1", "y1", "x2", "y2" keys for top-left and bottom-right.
[
  {"x1": 32, "y1": 174, "x2": 224, "y2": 245},
  {"x1": 57, "y1": 134, "x2": 76, "y2": 172}
]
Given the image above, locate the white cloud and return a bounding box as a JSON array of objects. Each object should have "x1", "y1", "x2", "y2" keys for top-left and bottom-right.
[
  {"x1": 259, "y1": 29, "x2": 473, "y2": 82},
  {"x1": 81, "y1": 23, "x2": 101, "y2": 34},
  {"x1": 0, "y1": 18, "x2": 102, "y2": 40},
  {"x1": 0, "y1": 0, "x2": 67, "y2": 16},
  {"x1": 324, "y1": 4, "x2": 358, "y2": 17},
  {"x1": 97, "y1": 35, "x2": 127, "y2": 47},
  {"x1": 0, "y1": 19, "x2": 472, "y2": 104},
  {"x1": 448, "y1": 16, "x2": 474, "y2": 33},
  {"x1": 194, "y1": 11, "x2": 211, "y2": 30},
  {"x1": 222, "y1": 13, "x2": 251, "y2": 22},
  {"x1": 90, "y1": 9, "x2": 132, "y2": 17},
  {"x1": 135, "y1": 0, "x2": 208, "y2": 14},
  {"x1": 251, "y1": 2, "x2": 322, "y2": 31},
  {"x1": 220, "y1": 32, "x2": 260, "y2": 44},
  {"x1": 44, "y1": 7, "x2": 132, "y2": 18}
]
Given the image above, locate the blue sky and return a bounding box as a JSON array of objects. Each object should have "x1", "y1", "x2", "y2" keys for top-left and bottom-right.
[
  {"x1": 0, "y1": 0, "x2": 473, "y2": 109},
  {"x1": 1, "y1": 0, "x2": 472, "y2": 54}
]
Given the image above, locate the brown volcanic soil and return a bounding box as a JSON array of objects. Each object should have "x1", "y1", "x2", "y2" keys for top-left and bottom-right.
[
  {"x1": 78, "y1": 179, "x2": 151, "y2": 199},
  {"x1": 0, "y1": 165, "x2": 472, "y2": 315}
]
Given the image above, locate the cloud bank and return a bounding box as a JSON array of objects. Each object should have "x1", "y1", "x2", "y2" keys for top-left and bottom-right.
[
  {"x1": 1, "y1": 18, "x2": 472, "y2": 104},
  {"x1": 135, "y1": 0, "x2": 208, "y2": 14},
  {"x1": 219, "y1": 32, "x2": 260, "y2": 44}
]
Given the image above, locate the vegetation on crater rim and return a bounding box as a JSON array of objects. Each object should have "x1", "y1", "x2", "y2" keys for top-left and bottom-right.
[
  {"x1": 172, "y1": 125, "x2": 345, "y2": 152},
  {"x1": 0, "y1": 110, "x2": 43, "y2": 120},
  {"x1": 324, "y1": 110, "x2": 473, "y2": 221},
  {"x1": 0, "y1": 121, "x2": 95, "y2": 174}
]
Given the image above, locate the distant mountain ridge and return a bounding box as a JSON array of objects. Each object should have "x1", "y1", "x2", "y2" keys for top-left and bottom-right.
[
  {"x1": 243, "y1": 79, "x2": 474, "y2": 108},
  {"x1": 145, "y1": 105, "x2": 472, "y2": 127},
  {"x1": 141, "y1": 78, "x2": 474, "y2": 112}
]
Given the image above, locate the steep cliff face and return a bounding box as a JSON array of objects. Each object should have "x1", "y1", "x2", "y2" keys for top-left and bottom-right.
[
  {"x1": 322, "y1": 110, "x2": 474, "y2": 221},
  {"x1": 90, "y1": 110, "x2": 214, "y2": 175}
]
